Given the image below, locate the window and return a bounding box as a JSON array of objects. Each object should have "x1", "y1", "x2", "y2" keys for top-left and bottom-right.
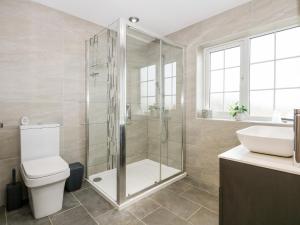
[
  {"x1": 164, "y1": 62, "x2": 176, "y2": 109},
  {"x1": 140, "y1": 65, "x2": 156, "y2": 112},
  {"x1": 208, "y1": 46, "x2": 241, "y2": 113},
  {"x1": 204, "y1": 26, "x2": 300, "y2": 120},
  {"x1": 250, "y1": 27, "x2": 300, "y2": 118}
]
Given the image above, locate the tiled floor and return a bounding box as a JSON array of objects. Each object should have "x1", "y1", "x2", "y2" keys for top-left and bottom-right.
[{"x1": 0, "y1": 178, "x2": 218, "y2": 225}]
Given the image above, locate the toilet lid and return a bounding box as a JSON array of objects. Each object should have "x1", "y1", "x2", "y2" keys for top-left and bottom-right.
[{"x1": 22, "y1": 156, "x2": 69, "y2": 179}]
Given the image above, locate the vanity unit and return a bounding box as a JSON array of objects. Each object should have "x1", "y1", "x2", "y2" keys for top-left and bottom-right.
[{"x1": 219, "y1": 145, "x2": 300, "y2": 225}]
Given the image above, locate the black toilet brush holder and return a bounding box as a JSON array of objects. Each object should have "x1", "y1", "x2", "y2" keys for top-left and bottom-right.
[{"x1": 6, "y1": 168, "x2": 23, "y2": 211}]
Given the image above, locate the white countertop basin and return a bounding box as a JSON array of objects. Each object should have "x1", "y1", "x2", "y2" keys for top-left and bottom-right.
[{"x1": 236, "y1": 125, "x2": 293, "y2": 157}]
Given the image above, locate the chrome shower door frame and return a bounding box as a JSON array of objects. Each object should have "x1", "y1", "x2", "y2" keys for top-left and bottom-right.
[{"x1": 115, "y1": 19, "x2": 186, "y2": 205}]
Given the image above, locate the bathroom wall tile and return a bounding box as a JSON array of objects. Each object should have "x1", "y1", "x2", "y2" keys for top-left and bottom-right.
[
  {"x1": 127, "y1": 152, "x2": 147, "y2": 165},
  {"x1": 0, "y1": 101, "x2": 63, "y2": 127},
  {"x1": 88, "y1": 123, "x2": 107, "y2": 147},
  {"x1": 63, "y1": 79, "x2": 85, "y2": 102},
  {"x1": 88, "y1": 145, "x2": 107, "y2": 166},
  {"x1": 89, "y1": 102, "x2": 107, "y2": 124},
  {"x1": 87, "y1": 163, "x2": 107, "y2": 175},
  {"x1": 62, "y1": 125, "x2": 86, "y2": 150},
  {"x1": 63, "y1": 102, "x2": 85, "y2": 126},
  {"x1": 0, "y1": 128, "x2": 19, "y2": 160}
]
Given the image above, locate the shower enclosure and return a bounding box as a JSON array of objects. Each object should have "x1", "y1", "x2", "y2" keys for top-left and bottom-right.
[{"x1": 85, "y1": 19, "x2": 185, "y2": 207}]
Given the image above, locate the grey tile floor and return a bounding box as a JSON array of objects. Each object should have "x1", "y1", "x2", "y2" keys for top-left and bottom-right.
[{"x1": 0, "y1": 178, "x2": 218, "y2": 225}]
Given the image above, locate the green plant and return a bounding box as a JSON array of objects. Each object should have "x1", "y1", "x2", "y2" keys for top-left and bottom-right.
[{"x1": 229, "y1": 102, "x2": 247, "y2": 118}]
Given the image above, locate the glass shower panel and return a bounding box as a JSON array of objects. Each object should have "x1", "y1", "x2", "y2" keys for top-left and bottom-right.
[
  {"x1": 125, "y1": 26, "x2": 161, "y2": 196},
  {"x1": 86, "y1": 27, "x2": 118, "y2": 201},
  {"x1": 161, "y1": 41, "x2": 183, "y2": 179}
]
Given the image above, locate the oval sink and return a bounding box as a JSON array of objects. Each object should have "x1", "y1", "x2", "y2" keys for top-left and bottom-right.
[{"x1": 236, "y1": 126, "x2": 294, "y2": 157}]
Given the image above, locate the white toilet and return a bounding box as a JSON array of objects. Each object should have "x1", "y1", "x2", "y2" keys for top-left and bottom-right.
[{"x1": 20, "y1": 124, "x2": 70, "y2": 219}]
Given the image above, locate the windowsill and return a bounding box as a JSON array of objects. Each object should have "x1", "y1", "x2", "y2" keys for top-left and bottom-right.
[{"x1": 197, "y1": 117, "x2": 293, "y2": 127}]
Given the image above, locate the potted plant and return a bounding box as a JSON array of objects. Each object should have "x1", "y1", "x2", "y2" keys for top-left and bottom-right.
[{"x1": 229, "y1": 102, "x2": 247, "y2": 121}]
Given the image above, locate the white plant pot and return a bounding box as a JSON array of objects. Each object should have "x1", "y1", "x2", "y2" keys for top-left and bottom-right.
[{"x1": 235, "y1": 113, "x2": 244, "y2": 121}]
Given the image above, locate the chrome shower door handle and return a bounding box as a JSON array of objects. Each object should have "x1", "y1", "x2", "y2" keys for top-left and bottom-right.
[{"x1": 294, "y1": 109, "x2": 300, "y2": 164}]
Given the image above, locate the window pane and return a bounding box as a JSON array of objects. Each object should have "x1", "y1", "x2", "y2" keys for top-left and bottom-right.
[
  {"x1": 210, "y1": 93, "x2": 223, "y2": 111},
  {"x1": 164, "y1": 78, "x2": 172, "y2": 95},
  {"x1": 172, "y1": 95, "x2": 176, "y2": 107},
  {"x1": 224, "y1": 67, "x2": 240, "y2": 92},
  {"x1": 251, "y1": 34, "x2": 275, "y2": 63},
  {"x1": 250, "y1": 62, "x2": 274, "y2": 90},
  {"x1": 250, "y1": 90, "x2": 274, "y2": 117},
  {"x1": 148, "y1": 65, "x2": 156, "y2": 80},
  {"x1": 210, "y1": 70, "x2": 223, "y2": 92},
  {"x1": 172, "y1": 62, "x2": 176, "y2": 76},
  {"x1": 275, "y1": 89, "x2": 300, "y2": 118},
  {"x1": 165, "y1": 96, "x2": 172, "y2": 109},
  {"x1": 276, "y1": 27, "x2": 300, "y2": 59},
  {"x1": 148, "y1": 81, "x2": 156, "y2": 96},
  {"x1": 225, "y1": 47, "x2": 240, "y2": 68},
  {"x1": 172, "y1": 77, "x2": 176, "y2": 95},
  {"x1": 165, "y1": 63, "x2": 173, "y2": 78},
  {"x1": 141, "y1": 82, "x2": 147, "y2": 97},
  {"x1": 211, "y1": 51, "x2": 224, "y2": 70},
  {"x1": 276, "y1": 57, "x2": 300, "y2": 88},
  {"x1": 224, "y1": 92, "x2": 239, "y2": 111},
  {"x1": 141, "y1": 97, "x2": 147, "y2": 112},
  {"x1": 148, "y1": 97, "x2": 155, "y2": 107},
  {"x1": 140, "y1": 67, "x2": 148, "y2": 81}
]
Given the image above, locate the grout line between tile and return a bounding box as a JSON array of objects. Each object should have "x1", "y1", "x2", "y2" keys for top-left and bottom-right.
[
  {"x1": 48, "y1": 215, "x2": 54, "y2": 225},
  {"x1": 179, "y1": 193, "x2": 219, "y2": 215},
  {"x1": 127, "y1": 210, "x2": 147, "y2": 225},
  {"x1": 71, "y1": 192, "x2": 101, "y2": 225},
  {"x1": 185, "y1": 206, "x2": 202, "y2": 222},
  {"x1": 137, "y1": 206, "x2": 161, "y2": 221},
  {"x1": 161, "y1": 206, "x2": 191, "y2": 222},
  {"x1": 149, "y1": 189, "x2": 209, "y2": 221},
  {"x1": 51, "y1": 204, "x2": 81, "y2": 218},
  {"x1": 182, "y1": 180, "x2": 219, "y2": 197}
]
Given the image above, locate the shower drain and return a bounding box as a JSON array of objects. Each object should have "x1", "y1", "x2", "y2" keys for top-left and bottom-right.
[{"x1": 93, "y1": 177, "x2": 102, "y2": 182}]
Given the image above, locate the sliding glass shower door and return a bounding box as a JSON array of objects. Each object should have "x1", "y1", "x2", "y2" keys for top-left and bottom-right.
[
  {"x1": 124, "y1": 25, "x2": 184, "y2": 198},
  {"x1": 86, "y1": 19, "x2": 184, "y2": 205}
]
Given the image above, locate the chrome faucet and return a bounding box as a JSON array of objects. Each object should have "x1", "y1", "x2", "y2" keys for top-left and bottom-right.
[{"x1": 294, "y1": 109, "x2": 300, "y2": 166}]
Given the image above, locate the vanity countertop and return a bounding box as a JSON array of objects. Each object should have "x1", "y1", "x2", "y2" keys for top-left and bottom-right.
[{"x1": 219, "y1": 145, "x2": 300, "y2": 175}]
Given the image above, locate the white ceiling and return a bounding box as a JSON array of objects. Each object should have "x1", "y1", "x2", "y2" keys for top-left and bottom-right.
[{"x1": 33, "y1": 0, "x2": 251, "y2": 36}]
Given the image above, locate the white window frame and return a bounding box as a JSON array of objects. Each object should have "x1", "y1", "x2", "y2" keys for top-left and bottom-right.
[
  {"x1": 202, "y1": 25, "x2": 299, "y2": 121},
  {"x1": 164, "y1": 62, "x2": 177, "y2": 110}
]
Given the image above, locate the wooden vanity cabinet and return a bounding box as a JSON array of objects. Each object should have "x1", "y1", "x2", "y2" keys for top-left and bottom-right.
[{"x1": 219, "y1": 159, "x2": 300, "y2": 225}]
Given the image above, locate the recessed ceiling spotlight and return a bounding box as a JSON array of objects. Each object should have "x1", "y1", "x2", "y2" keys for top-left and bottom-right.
[{"x1": 129, "y1": 17, "x2": 139, "y2": 23}]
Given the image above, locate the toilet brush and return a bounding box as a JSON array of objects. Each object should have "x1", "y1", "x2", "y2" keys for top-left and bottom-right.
[{"x1": 6, "y1": 168, "x2": 23, "y2": 211}]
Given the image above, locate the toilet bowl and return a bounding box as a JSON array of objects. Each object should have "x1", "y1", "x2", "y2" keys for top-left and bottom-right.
[{"x1": 20, "y1": 124, "x2": 70, "y2": 219}]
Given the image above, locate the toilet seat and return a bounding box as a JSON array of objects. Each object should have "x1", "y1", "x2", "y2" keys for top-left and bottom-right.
[{"x1": 21, "y1": 156, "x2": 70, "y2": 188}]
